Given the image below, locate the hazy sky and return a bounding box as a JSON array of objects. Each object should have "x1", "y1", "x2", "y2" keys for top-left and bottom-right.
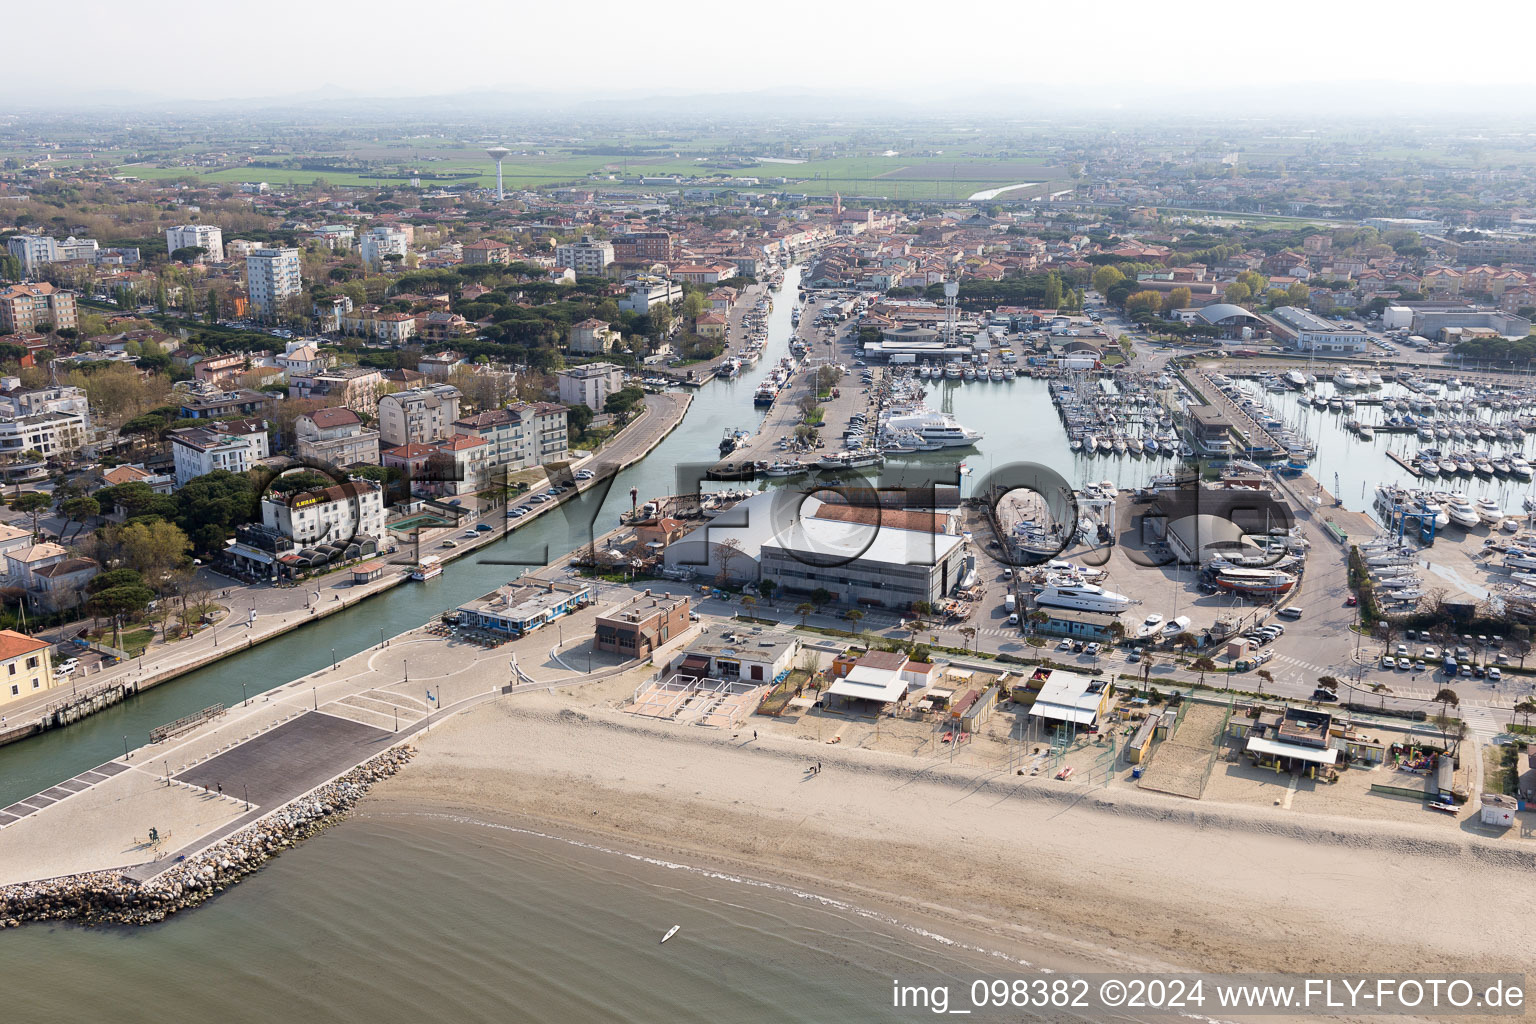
[{"x1": 14, "y1": 0, "x2": 1536, "y2": 106}]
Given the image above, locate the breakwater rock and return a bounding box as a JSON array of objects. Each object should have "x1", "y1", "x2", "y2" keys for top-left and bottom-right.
[{"x1": 0, "y1": 745, "x2": 414, "y2": 928}]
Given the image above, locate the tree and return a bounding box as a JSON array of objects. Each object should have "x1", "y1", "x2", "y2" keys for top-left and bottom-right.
[
  {"x1": 118, "y1": 519, "x2": 192, "y2": 580},
  {"x1": 566, "y1": 403, "x2": 594, "y2": 441},
  {"x1": 1224, "y1": 282, "x2": 1253, "y2": 307},
  {"x1": 1432, "y1": 686, "x2": 1461, "y2": 752},
  {"x1": 1125, "y1": 290, "x2": 1162, "y2": 317},
  {"x1": 59, "y1": 495, "x2": 100, "y2": 541},
  {"x1": 1256, "y1": 669, "x2": 1273, "y2": 696},
  {"x1": 173, "y1": 470, "x2": 256, "y2": 556},
  {"x1": 1286, "y1": 282, "x2": 1310, "y2": 307},
  {"x1": 1090, "y1": 265, "x2": 1125, "y2": 295},
  {"x1": 739, "y1": 595, "x2": 756, "y2": 616},
  {"x1": 602, "y1": 386, "x2": 645, "y2": 418},
  {"x1": 683, "y1": 291, "x2": 706, "y2": 318},
  {"x1": 715, "y1": 536, "x2": 744, "y2": 585},
  {"x1": 86, "y1": 583, "x2": 156, "y2": 648},
  {"x1": 1191, "y1": 656, "x2": 1217, "y2": 687},
  {"x1": 10, "y1": 491, "x2": 51, "y2": 539},
  {"x1": 1042, "y1": 272, "x2": 1063, "y2": 309},
  {"x1": 757, "y1": 579, "x2": 776, "y2": 606},
  {"x1": 843, "y1": 608, "x2": 865, "y2": 628},
  {"x1": 1171, "y1": 631, "x2": 1199, "y2": 654},
  {"x1": 810, "y1": 587, "x2": 832, "y2": 612},
  {"x1": 795, "y1": 601, "x2": 815, "y2": 625},
  {"x1": 959, "y1": 626, "x2": 977, "y2": 652},
  {"x1": 171, "y1": 246, "x2": 208, "y2": 264},
  {"x1": 1515, "y1": 698, "x2": 1536, "y2": 731},
  {"x1": 1163, "y1": 286, "x2": 1192, "y2": 314}
]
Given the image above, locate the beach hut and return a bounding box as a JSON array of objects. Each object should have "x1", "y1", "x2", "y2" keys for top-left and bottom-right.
[
  {"x1": 1124, "y1": 709, "x2": 1162, "y2": 764},
  {"x1": 1480, "y1": 793, "x2": 1517, "y2": 827}
]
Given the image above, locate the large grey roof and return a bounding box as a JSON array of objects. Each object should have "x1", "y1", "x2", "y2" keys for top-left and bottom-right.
[{"x1": 1197, "y1": 303, "x2": 1261, "y2": 324}]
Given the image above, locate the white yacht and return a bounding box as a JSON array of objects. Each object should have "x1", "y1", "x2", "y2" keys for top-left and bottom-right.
[
  {"x1": 1283, "y1": 369, "x2": 1307, "y2": 389},
  {"x1": 1475, "y1": 496, "x2": 1505, "y2": 524},
  {"x1": 878, "y1": 410, "x2": 983, "y2": 448},
  {"x1": 1445, "y1": 495, "x2": 1481, "y2": 529},
  {"x1": 1332, "y1": 369, "x2": 1360, "y2": 389},
  {"x1": 1033, "y1": 581, "x2": 1133, "y2": 613}
]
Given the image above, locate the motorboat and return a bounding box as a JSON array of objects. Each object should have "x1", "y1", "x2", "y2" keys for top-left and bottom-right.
[
  {"x1": 1512, "y1": 456, "x2": 1534, "y2": 480},
  {"x1": 411, "y1": 555, "x2": 443, "y2": 581},
  {"x1": 1444, "y1": 496, "x2": 1481, "y2": 529},
  {"x1": 1034, "y1": 581, "x2": 1133, "y2": 613},
  {"x1": 879, "y1": 409, "x2": 983, "y2": 448},
  {"x1": 1284, "y1": 369, "x2": 1307, "y2": 389},
  {"x1": 1333, "y1": 369, "x2": 1360, "y2": 389},
  {"x1": 1475, "y1": 496, "x2": 1505, "y2": 524}
]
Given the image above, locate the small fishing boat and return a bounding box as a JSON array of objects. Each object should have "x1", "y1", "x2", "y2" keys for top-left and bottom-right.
[{"x1": 661, "y1": 925, "x2": 680, "y2": 944}]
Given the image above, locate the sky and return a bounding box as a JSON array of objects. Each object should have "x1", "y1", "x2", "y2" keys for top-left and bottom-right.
[{"x1": 11, "y1": 0, "x2": 1536, "y2": 109}]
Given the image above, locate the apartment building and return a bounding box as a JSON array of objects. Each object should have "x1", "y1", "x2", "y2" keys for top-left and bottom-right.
[
  {"x1": 568, "y1": 318, "x2": 621, "y2": 354},
  {"x1": 377, "y1": 384, "x2": 462, "y2": 446},
  {"x1": 294, "y1": 407, "x2": 382, "y2": 468},
  {"x1": 168, "y1": 419, "x2": 270, "y2": 487},
  {"x1": 618, "y1": 275, "x2": 682, "y2": 312},
  {"x1": 611, "y1": 230, "x2": 673, "y2": 262},
  {"x1": 0, "y1": 282, "x2": 77, "y2": 334},
  {"x1": 0, "y1": 629, "x2": 53, "y2": 707},
  {"x1": 165, "y1": 224, "x2": 225, "y2": 262},
  {"x1": 360, "y1": 226, "x2": 410, "y2": 270},
  {"x1": 178, "y1": 388, "x2": 275, "y2": 420},
  {"x1": 557, "y1": 363, "x2": 625, "y2": 412},
  {"x1": 0, "y1": 380, "x2": 92, "y2": 459},
  {"x1": 287, "y1": 365, "x2": 385, "y2": 417},
  {"x1": 462, "y1": 239, "x2": 512, "y2": 265},
  {"x1": 450, "y1": 401, "x2": 569, "y2": 473},
  {"x1": 5, "y1": 235, "x2": 58, "y2": 275},
  {"x1": 246, "y1": 247, "x2": 302, "y2": 319},
  {"x1": 554, "y1": 235, "x2": 614, "y2": 276},
  {"x1": 261, "y1": 480, "x2": 385, "y2": 547}
]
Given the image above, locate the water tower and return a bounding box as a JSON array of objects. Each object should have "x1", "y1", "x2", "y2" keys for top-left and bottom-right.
[{"x1": 485, "y1": 146, "x2": 511, "y2": 201}]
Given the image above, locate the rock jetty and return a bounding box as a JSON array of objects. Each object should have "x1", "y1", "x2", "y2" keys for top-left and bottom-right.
[{"x1": 0, "y1": 745, "x2": 414, "y2": 928}]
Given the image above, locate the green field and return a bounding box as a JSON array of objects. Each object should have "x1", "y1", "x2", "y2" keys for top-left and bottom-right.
[{"x1": 117, "y1": 145, "x2": 1067, "y2": 200}]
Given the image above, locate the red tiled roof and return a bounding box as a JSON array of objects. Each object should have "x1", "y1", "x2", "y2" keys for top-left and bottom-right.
[{"x1": 0, "y1": 628, "x2": 50, "y2": 661}]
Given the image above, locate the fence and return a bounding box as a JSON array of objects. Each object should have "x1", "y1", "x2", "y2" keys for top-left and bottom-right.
[{"x1": 149, "y1": 703, "x2": 226, "y2": 743}]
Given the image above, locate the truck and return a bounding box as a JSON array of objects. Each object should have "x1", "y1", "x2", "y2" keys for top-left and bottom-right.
[{"x1": 1004, "y1": 594, "x2": 1016, "y2": 613}]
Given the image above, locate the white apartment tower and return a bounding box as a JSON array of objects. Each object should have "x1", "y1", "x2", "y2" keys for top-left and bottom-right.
[
  {"x1": 360, "y1": 226, "x2": 410, "y2": 270},
  {"x1": 554, "y1": 235, "x2": 614, "y2": 276},
  {"x1": 166, "y1": 224, "x2": 225, "y2": 262},
  {"x1": 246, "y1": 247, "x2": 302, "y2": 319}
]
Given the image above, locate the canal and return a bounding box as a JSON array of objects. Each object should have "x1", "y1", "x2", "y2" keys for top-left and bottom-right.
[{"x1": 0, "y1": 265, "x2": 1183, "y2": 804}]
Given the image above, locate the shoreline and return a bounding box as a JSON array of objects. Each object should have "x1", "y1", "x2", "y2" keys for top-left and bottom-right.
[
  {"x1": 6, "y1": 687, "x2": 1531, "y2": 988},
  {"x1": 0, "y1": 391, "x2": 691, "y2": 754},
  {"x1": 361, "y1": 696, "x2": 1531, "y2": 979}
]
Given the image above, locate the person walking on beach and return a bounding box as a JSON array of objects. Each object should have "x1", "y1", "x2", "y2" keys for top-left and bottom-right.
[{"x1": 753, "y1": 730, "x2": 757, "y2": 740}]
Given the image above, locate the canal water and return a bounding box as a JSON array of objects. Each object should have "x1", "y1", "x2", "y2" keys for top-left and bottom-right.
[
  {"x1": 1257, "y1": 380, "x2": 1536, "y2": 516},
  {"x1": 0, "y1": 265, "x2": 1187, "y2": 805}
]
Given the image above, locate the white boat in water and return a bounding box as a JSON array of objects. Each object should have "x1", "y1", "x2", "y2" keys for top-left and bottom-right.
[
  {"x1": 878, "y1": 409, "x2": 983, "y2": 448},
  {"x1": 1332, "y1": 369, "x2": 1360, "y2": 389},
  {"x1": 411, "y1": 555, "x2": 443, "y2": 581}
]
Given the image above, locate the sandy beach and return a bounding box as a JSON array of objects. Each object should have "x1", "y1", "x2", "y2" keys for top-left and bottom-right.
[{"x1": 365, "y1": 690, "x2": 1536, "y2": 981}]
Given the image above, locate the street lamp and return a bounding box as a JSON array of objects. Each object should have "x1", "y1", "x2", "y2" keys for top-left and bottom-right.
[
  {"x1": 240, "y1": 681, "x2": 247, "y2": 706},
  {"x1": 243, "y1": 784, "x2": 249, "y2": 810},
  {"x1": 331, "y1": 648, "x2": 337, "y2": 671},
  {"x1": 312, "y1": 686, "x2": 317, "y2": 710}
]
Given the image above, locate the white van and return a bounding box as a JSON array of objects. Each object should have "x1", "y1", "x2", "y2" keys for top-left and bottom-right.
[{"x1": 1004, "y1": 594, "x2": 1017, "y2": 613}]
